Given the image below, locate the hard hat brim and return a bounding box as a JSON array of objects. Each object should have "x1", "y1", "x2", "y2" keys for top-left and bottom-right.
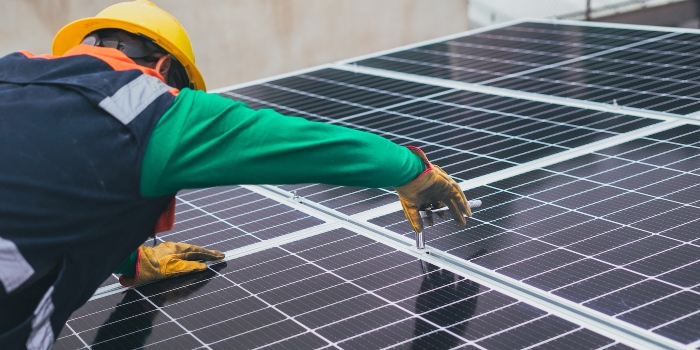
[{"x1": 52, "y1": 17, "x2": 206, "y2": 91}]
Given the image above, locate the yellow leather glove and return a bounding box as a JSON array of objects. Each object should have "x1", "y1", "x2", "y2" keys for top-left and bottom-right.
[
  {"x1": 119, "y1": 242, "x2": 224, "y2": 287},
  {"x1": 394, "y1": 146, "x2": 472, "y2": 233}
]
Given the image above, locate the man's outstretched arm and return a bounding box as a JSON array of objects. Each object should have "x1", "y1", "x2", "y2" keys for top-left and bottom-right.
[{"x1": 140, "y1": 88, "x2": 425, "y2": 196}]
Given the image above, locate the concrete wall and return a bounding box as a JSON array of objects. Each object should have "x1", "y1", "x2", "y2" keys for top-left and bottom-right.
[{"x1": 0, "y1": 0, "x2": 469, "y2": 90}]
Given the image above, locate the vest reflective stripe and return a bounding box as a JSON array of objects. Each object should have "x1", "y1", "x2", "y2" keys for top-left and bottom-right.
[
  {"x1": 98, "y1": 74, "x2": 171, "y2": 125},
  {"x1": 26, "y1": 286, "x2": 55, "y2": 350},
  {"x1": 0, "y1": 237, "x2": 35, "y2": 293}
]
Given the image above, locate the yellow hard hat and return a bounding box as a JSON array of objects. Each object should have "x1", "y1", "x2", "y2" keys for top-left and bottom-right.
[{"x1": 52, "y1": 0, "x2": 205, "y2": 91}]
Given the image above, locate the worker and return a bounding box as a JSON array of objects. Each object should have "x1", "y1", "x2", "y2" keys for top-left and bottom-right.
[{"x1": 0, "y1": 1, "x2": 471, "y2": 348}]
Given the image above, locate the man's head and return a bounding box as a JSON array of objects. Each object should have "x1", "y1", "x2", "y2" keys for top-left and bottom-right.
[
  {"x1": 80, "y1": 29, "x2": 190, "y2": 90},
  {"x1": 52, "y1": 0, "x2": 205, "y2": 91}
]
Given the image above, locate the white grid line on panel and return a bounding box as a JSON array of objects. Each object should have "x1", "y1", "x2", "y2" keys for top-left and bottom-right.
[
  {"x1": 175, "y1": 190, "x2": 264, "y2": 218},
  {"x1": 480, "y1": 23, "x2": 664, "y2": 40},
  {"x1": 260, "y1": 77, "x2": 645, "y2": 151},
  {"x1": 208, "y1": 267, "x2": 341, "y2": 348},
  {"x1": 336, "y1": 221, "x2": 660, "y2": 349},
  {"x1": 351, "y1": 120, "x2": 686, "y2": 220},
  {"x1": 415, "y1": 171, "x2": 697, "y2": 274},
  {"x1": 533, "y1": 17, "x2": 700, "y2": 35},
  {"x1": 650, "y1": 305, "x2": 700, "y2": 332},
  {"x1": 131, "y1": 289, "x2": 212, "y2": 349},
  {"x1": 264, "y1": 170, "x2": 700, "y2": 348},
  {"x1": 228, "y1": 84, "x2": 643, "y2": 189},
  {"x1": 353, "y1": 138, "x2": 700, "y2": 341},
  {"x1": 432, "y1": 250, "x2": 683, "y2": 350},
  {"x1": 331, "y1": 64, "x2": 684, "y2": 121},
  {"x1": 85, "y1": 193, "x2": 660, "y2": 348},
  {"x1": 334, "y1": 17, "x2": 700, "y2": 70},
  {"x1": 415, "y1": 187, "x2": 700, "y2": 294},
  {"x1": 63, "y1": 323, "x2": 91, "y2": 349},
  {"x1": 355, "y1": 30, "x2": 679, "y2": 90},
  {"x1": 89, "y1": 222, "x2": 342, "y2": 301},
  {"x1": 222, "y1": 91, "x2": 520, "y2": 167},
  {"x1": 598, "y1": 342, "x2": 627, "y2": 350},
  {"x1": 490, "y1": 72, "x2": 700, "y2": 116},
  {"x1": 273, "y1": 245, "x2": 480, "y2": 347},
  {"x1": 296, "y1": 73, "x2": 452, "y2": 101},
  {"x1": 253, "y1": 81, "x2": 457, "y2": 126},
  {"x1": 520, "y1": 327, "x2": 584, "y2": 350},
  {"x1": 177, "y1": 217, "x2": 542, "y2": 348}
]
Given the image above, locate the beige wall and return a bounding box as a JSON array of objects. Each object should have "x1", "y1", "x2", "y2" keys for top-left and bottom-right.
[{"x1": 0, "y1": 0, "x2": 469, "y2": 90}]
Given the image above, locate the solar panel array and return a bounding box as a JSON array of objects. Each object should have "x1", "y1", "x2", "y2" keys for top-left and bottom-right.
[
  {"x1": 64, "y1": 19, "x2": 700, "y2": 349},
  {"x1": 56, "y1": 228, "x2": 630, "y2": 350},
  {"x1": 226, "y1": 68, "x2": 660, "y2": 215},
  {"x1": 370, "y1": 124, "x2": 700, "y2": 345},
  {"x1": 352, "y1": 22, "x2": 700, "y2": 115}
]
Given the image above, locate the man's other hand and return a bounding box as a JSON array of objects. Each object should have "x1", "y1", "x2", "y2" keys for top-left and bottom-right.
[{"x1": 119, "y1": 242, "x2": 224, "y2": 287}]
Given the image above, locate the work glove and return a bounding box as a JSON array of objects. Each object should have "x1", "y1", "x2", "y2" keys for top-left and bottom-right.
[
  {"x1": 119, "y1": 242, "x2": 225, "y2": 287},
  {"x1": 394, "y1": 146, "x2": 472, "y2": 233}
]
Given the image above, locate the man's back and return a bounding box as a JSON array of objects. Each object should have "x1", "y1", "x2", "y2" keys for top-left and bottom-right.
[{"x1": 0, "y1": 48, "x2": 175, "y2": 346}]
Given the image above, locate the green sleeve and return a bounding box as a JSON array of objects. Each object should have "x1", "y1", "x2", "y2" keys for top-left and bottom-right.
[
  {"x1": 114, "y1": 250, "x2": 137, "y2": 278},
  {"x1": 140, "y1": 88, "x2": 425, "y2": 197}
]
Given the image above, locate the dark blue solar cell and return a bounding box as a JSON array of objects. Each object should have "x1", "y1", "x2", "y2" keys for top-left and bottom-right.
[
  {"x1": 552, "y1": 269, "x2": 646, "y2": 303},
  {"x1": 497, "y1": 249, "x2": 583, "y2": 280},
  {"x1": 584, "y1": 280, "x2": 681, "y2": 316},
  {"x1": 617, "y1": 292, "x2": 700, "y2": 330},
  {"x1": 476, "y1": 315, "x2": 579, "y2": 349},
  {"x1": 653, "y1": 312, "x2": 700, "y2": 344},
  {"x1": 524, "y1": 258, "x2": 614, "y2": 291}
]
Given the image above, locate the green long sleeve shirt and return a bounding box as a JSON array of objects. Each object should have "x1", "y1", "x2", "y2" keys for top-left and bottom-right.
[
  {"x1": 115, "y1": 88, "x2": 424, "y2": 277},
  {"x1": 140, "y1": 88, "x2": 425, "y2": 196}
]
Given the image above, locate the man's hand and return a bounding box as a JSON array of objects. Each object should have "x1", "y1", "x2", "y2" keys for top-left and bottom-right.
[
  {"x1": 394, "y1": 146, "x2": 472, "y2": 233},
  {"x1": 119, "y1": 242, "x2": 224, "y2": 287}
]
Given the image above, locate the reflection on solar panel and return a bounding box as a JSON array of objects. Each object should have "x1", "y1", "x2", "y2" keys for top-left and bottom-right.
[
  {"x1": 66, "y1": 19, "x2": 700, "y2": 350},
  {"x1": 56, "y1": 229, "x2": 627, "y2": 349},
  {"x1": 352, "y1": 22, "x2": 700, "y2": 115}
]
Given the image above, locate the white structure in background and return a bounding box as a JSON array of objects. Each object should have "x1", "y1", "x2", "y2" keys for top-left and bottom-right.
[{"x1": 469, "y1": 0, "x2": 686, "y2": 28}]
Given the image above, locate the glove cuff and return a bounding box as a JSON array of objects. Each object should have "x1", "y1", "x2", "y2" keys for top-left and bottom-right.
[
  {"x1": 406, "y1": 146, "x2": 433, "y2": 180},
  {"x1": 118, "y1": 248, "x2": 143, "y2": 287}
]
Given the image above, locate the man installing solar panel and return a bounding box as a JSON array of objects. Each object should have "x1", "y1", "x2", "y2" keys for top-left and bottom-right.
[{"x1": 0, "y1": 1, "x2": 474, "y2": 347}]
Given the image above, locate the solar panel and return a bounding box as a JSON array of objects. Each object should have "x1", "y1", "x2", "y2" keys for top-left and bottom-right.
[
  {"x1": 94, "y1": 185, "x2": 327, "y2": 291},
  {"x1": 350, "y1": 21, "x2": 700, "y2": 115},
  {"x1": 369, "y1": 123, "x2": 700, "y2": 345},
  {"x1": 56, "y1": 228, "x2": 627, "y2": 349},
  {"x1": 65, "y1": 19, "x2": 700, "y2": 349},
  {"x1": 166, "y1": 186, "x2": 325, "y2": 250},
  {"x1": 224, "y1": 68, "x2": 661, "y2": 215},
  {"x1": 351, "y1": 22, "x2": 665, "y2": 84}
]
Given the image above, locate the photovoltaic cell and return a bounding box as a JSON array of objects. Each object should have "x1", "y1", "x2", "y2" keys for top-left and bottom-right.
[
  {"x1": 370, "y1": 124, "x2": 700, "y2": 344},
  {"x1": 352, "y1": 21, "x2": 700, "y2": 115},
  {"x1": 353, "y1": 22, "x2": 664, "y2": 84},
  {"x1": 97, "y1": 186, "x2": 326, "y2": 289},
  {"x1": 55, "y1": 228, "x2": 624, "y2": 349},
  {"x1": 489, "y1": 32, "x2": 700, "y2": 115},
  {"x1": 224, "y1": 68, "x2": 659, "y2": 215},
  {"x1": 164, "y1": 186, "x2": 325, "y2": 252}
]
